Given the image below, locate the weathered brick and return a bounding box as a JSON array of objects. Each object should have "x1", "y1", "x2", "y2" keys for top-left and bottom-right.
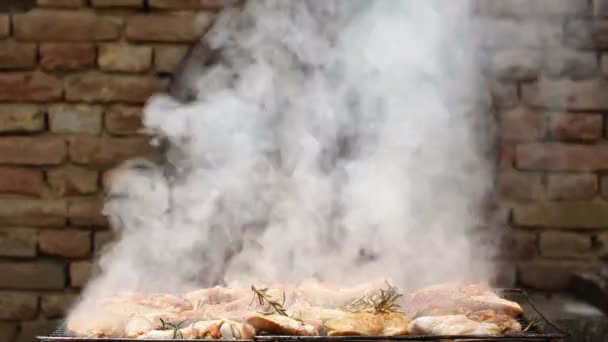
[
  {"x1": 596, "y1": 0, "x2": 608, "y2": 16},
  {"x1": 91, "y1": 0, "x2": 143, "y2": 7},
  {"x1": 70, "y1": 260, "x2": 93, "y2": 287},
  {"x1": 16, "y1": 320, "x2": 60, "y2": 342},
  {"x1": 514, "y1": 202, "x2": 608, "y2": 228},
  {"x1": 105, "y1": 105, "x2": 143, "y2": 135},
  {"x1": 498, "y1": 230, "x2": 537, "y2": 260},
  {"x1": 126, "y1": 13, "x2": 213, "y2": 43},
  {"x1": 517, "y1": 143, "x2": 608, "y2": 171},
  {"x1": 0, "y1": 227, "x2": 37, "y2": 258},
  {"x1": 49, "y1": 104, "x2": 103, "y2": 134},
  {"x1": 565, "y1": 19, "x2": 608, "y2": 49},
  {"x1": 545, "y1": 50, "x2": 597, "y2": 80},
  {"x1": 480, "y1": 19, "x2": 563, "y2": 48},
  {"x1": 39, "y1": 229, "x2": 91, "y2": 258},
  {"x1": 99, "y1": 44, "x2": 152, "y2": 73},
  {"x1": 40, "y1": 43, "x2": 96, "y2": 71},
  {"x1": 38, "y1": 0, "x2": 85, "y2": 7},
  {"x1": 48, "y1": 165, "x2": 98, "y2": 196},
  {"x1": 498, "y1": 143, "x2": 515, "y2": 170},
  {"x1": 0, "y1": 15, "x2": 9, "y2": 39},
  {"x1": 0, "y1": 199, "x2": 67, "y2": 222},
  {"x1": 492, "y1": 261, "x2": 516, "y2": 287},
  {"x1": 68, "y1": 197, "x2": 107, "y2": 227},
  {"x1": 14, "y1": 9, "x2": 121, "y2": 42},
  {"x1": 548, "y1": 113, "x2": 602, "y2": 141},
  {"x1": 0, "y1": 261, "x2": 65, "y2": 289},
  {"x1": 597, "y1": 232, "x2": 608, "y2": 257},
  {"x1": 0, "y1": 104, "x2": 44, "y2": 133},
  {"x1": 500, "y1": 107, "x2": 545, "y2": 141},
  {"x1": 547, "y1": 174, "x2": 598, "y2": 200},
  {"x1": 94, "y1": 231, "x2": 114, "y2": 252},
  {"x1": 497, "y1": 171, "x2": 543, "y2": 201},
  {"x1": 69, "y1": 136, "x2": 156, "y2": 167},
  {"x1": 478, "y1": 0, "x2": 588, "y2": 18},
  {"x1": 65, "y1": 72, "x2": 164, "y2": 103},
  {"x1": 0, "y1": 137, "x2": 66, "y2": 165},
  {"x1": 0, "y1": 322, "x2": 17, "y2": 342},
  {"x1": 154, "y1": 45, "x2": 189, "y2": 73},
  {"x1": 200, "y1": 0, "x2": 239, "y2": 9},
  {"x1": 523, "y1": 79, "x2": 608, "y2": 111},
  {"x1": 0, "y1": 72, "x2": 62, "y2": 102},
  {"x1": 540, "y1": 231, "x2": 592, "y2": 257},
  {"x1": 149, "y1": 0, "x2": 199, "y2": 9},
  {"x1": 0, "y1": 292, "x2": 38, "y2": 320},
  {"x1": 489, "y1": 81, "x2": 518, "y2": 108},
  {"x1": 0, "y1": 167, "x2": 44, "y2": 196},
  {"x1": 0, "y1": 41, "x2": 37, "y2": 70},
  {"x1": 492, "y1": 49, "x2": 540, "y2": 81},
  {"x1": 41, "y1": 293, "x2": 77, "y2": 318},
  {"x1": 518, "y1": 260, "x2": 591, "y2": 290}
]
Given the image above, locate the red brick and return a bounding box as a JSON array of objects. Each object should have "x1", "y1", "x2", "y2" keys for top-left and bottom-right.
[
  {"x1": 154, "y1": 45, "x2": 189, "y2": 73},
  {"x1": 68, "y1": 197, "x2": 107, "y2": 227},
  {"x1": 0, "y1": 261, "x2": 65, "y2": 289},
  {"x1": 514, "y1": 202, "x2": 608, "y2": 228},
  {"x1": 91, "y1": 0, "x2": 143, "y2": 7},
  {"x1": 70, "y1": 260, "x2": 93, "y2": 287},
  {"x1": 14, "y1": 9, "x2": 121, "y2": 42},
  {"x1": 0, "y1": 322, "x2": 17, "y2": 342},
  {"x1": 65, "y1": 72, "x2": 164, "y2": 103},
  {"x1": 0, "y1": 15, "x2": 9, "y2": 38},
  {"x1": 0, "y1": 199, "x2": 67, "y2": 224},
  {"x1": 38, "y1": 0, "x2": 85, "y2": 7},
  {"x1": 39, "y1": 229, "x2": 91, "y2": 258},
  {"x1": 518, "y1": 260, "x2": 591, "y2": 290},
  {"x1": 500, "y1": 107, "x2": 545, "y2": 141},
  {"x1": 498, "y1": 143, "x2": 515, "y2": 170},
  {"x1": 0, "y1": 292, "x2": 38, "y2": 320},
  {"x1": 516, "y1": 143, "x2": 608, "y2": 171},
  {"x1": 489, "y1": 81, "x2": 518, "y2": 108},
  {"x1": 547, "y1": 174, "x2": 597, "y2": 200},
  {"x1": 0, "y1": 167, "x2": 45, "y2": 196},
  {"x1": 540, "y1": 231, "x2": 592, "y2": 257},
  {"x1": 49, "y1": 104, "x2": 103, "y2": 134},
  {"x1": 40, "y1": 43, "x2": 96, "y2": 71},
  {"x1": 98, "y1": 44, "x2": 152, "y2": 73},
  {"x1": 48, "y1": 165, "x2": 98, "y2": 196},
  {"x1": 105, "y1": 105, "x2": 143, "y2": 135},
  {"x1": 0, "y1": 137, "x2": 66, "y2": 165},
  {"x1": 0, "y1": 104, "x2": 45, "y2": 133},
  {"x1": 523, "y1": 79, "x2": 608, "y2": 111},
  {"x1": 0, "y1": 227, "x2": 38, "y2": 258},
  {"x1": 0, "y1": 41, "x2": 37, "y2": 70},
  {"x1": 41, "y1": 293, "x2": 77, "y2": 318},
  {"x1": 0, "y1": 72, "x2": 62, "y2": 102},
  {"x1": 149, "y1": 0, "x2": 199, "y2": 9},
  {"x1": 126, "y1": 13, "x2": 213, "y2": 43},
  {"x1": 492, "y1": 49, "x2": 540, "y2": 81},
  {"x1": 548, "y1": 113, "x2": 602, "y2": 141},
  {"x1": 69, "y1": 136, "x2": 156, "y2": 167},
  {"x1": 497, "y1": 171, "x2": 543, "y2": 201}
]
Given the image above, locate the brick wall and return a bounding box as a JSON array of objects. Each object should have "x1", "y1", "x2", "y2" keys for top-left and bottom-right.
[
  {"x1": 0, "y1": 1, "x2": 223, "y2": 341},
  {"x1": 481, "y1": 0, "x2": 608, "y2": 290}
]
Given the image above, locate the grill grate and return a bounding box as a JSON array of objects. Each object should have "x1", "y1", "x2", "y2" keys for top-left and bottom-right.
[{"x1": 37, "y1": 289, "x2": 568, "y2": 342}]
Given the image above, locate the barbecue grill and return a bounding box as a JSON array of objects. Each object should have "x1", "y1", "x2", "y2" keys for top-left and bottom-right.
[{"x1": 37, "y1": 289, "x2": 568, "y2": 342}]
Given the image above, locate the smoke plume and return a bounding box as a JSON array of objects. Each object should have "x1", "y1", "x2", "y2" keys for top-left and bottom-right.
[{"x1": 80, "y1": 0, "x2": 494, "y2": 305}]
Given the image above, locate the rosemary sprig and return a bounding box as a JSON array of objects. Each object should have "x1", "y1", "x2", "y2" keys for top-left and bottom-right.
[
  {"x1": 159, "y1": 318, "x2": 187, "y2": 339},
  {"x1": 523, "y1": 317, "x2": 544, "y2": 333},
  {"x1": 250, "y1": 285, "x2": 289, "y2": 317},
  {"x1": 346, "y1": 281, "x2": 403, "y2": 314}
]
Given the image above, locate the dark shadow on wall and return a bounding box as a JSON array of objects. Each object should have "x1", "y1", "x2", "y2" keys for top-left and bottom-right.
[{"x1": 0, "y1": 0, "x2": 36, "y2": 13}]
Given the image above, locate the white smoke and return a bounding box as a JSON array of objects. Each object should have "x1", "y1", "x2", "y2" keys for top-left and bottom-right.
[{"x1": 81, "y1": 0, "x2": 494, "y2": 303}]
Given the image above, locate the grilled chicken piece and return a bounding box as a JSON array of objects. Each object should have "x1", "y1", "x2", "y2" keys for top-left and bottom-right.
[
  {"x1": 125, "y1": 316, "x2": 156, "y2": 338},
  {"x1": 67, "y1": 308, "x2": 128, "y2": 338},
  {"x1": 245, "y1": 314, "x2": 319, "y2": 336},
  {"x1": 408, "y1": 313, "x2": 521, "y2": 336},
  {"x1": 137, "y1": 324, "x2": 197, "y2": 339},
  {"x1": 296, "y1": 307, "x2": 347, "y2": 322},
  {"x1": 403, "y1": 282, "x2": 523, "y2": 318},
  {"x1": 325, "y1": 312, "x2": 409, "y2": 336}
]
